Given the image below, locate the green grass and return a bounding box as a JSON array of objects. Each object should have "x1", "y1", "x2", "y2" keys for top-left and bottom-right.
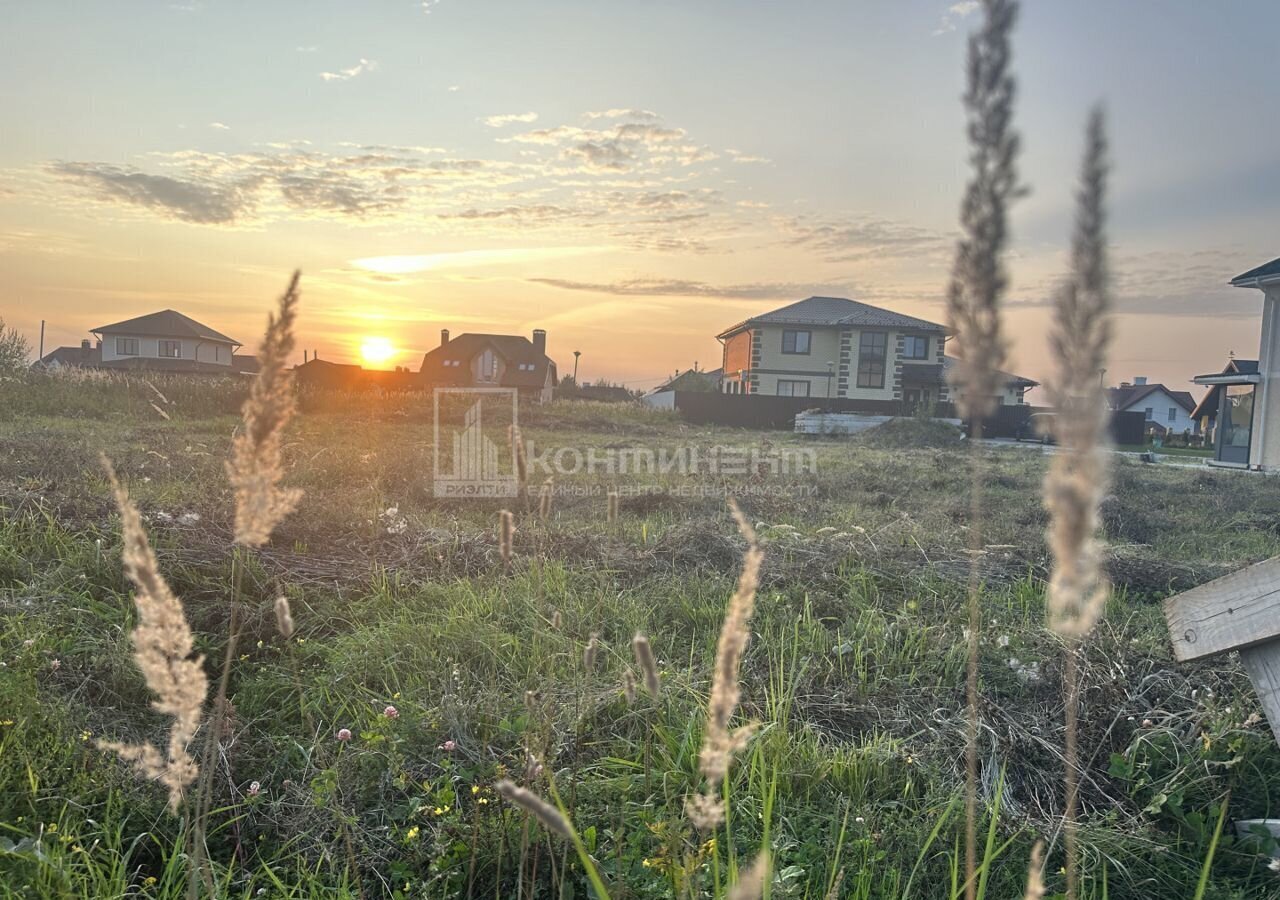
[{"x1": 2, "y1": 374, "x2": 1280, "y2": 898}]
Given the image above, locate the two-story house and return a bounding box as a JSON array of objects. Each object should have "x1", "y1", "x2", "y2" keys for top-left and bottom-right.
[
  {"x1": 36, "y1": 310, "x2": 257, "y2": 373},
  {"x1": 93, "y1": 309, "x2": 241, "y2": 370},
  {"x1": 717, "y1": 296, "x2": 950, "y2": 403},
  {"x1": 419, "y1": 328, "x2": 557, "y2": 403},
  {"x1": 1106, "y1": 378, "x2": 1198, "y2": 436}
]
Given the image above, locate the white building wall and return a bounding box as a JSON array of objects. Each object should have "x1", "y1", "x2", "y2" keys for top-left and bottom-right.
[
  {"x1": 1252, "y1": 286, "x2": 1280, "y2": 469},
  {"x1": 1124, "y1": 388, "x2": 1197, "y2": 436},
  {"x1": 100, "y1": 334, "x2": 234, "y2": 365}
]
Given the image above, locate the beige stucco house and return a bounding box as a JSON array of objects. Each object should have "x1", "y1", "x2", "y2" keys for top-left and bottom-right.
[{"x1": 717, "y1": 296, "x2": 951, "y2": 403}]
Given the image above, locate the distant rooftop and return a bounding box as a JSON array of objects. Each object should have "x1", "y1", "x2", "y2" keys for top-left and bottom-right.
[
  {"x1": 718, "y1": 296, "x2": 946, "y2": 338},
  {"x1": 92, "y1": 309, "x2": 239, "y2": 345}
]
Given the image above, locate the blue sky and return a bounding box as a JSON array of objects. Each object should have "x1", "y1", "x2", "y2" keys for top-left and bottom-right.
[{"x1": 2, "y1": 0, "x2": 1277, "y2": 387}]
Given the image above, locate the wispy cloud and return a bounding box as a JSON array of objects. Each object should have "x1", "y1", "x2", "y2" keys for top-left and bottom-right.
[
  {"x1": 527, "y1": 277, "x2": 857, "y2": 301},
  {"x1": 320, "y1": 58, "x2": 377, "y2": 82},
  {"x1": 208, "y1": 122, "x2": 231, "y2": 131},
  {"x1": 585, "y1": 108, "x2": 659, "y2": 121},
  {"x1": 482, "y1": 112, "x2": 539, "y2": 128},
  {"x1": 350, "y1": 246, "x2": 613, "y2": 274},
  {"x1": 48, "y1": 162, "x2": 254, "y2": 225},
  {"x1": 933, "y1": 0, "x2": 980, "y2": 35},
  {"x1": 783, "y1": 214, "x2": 952, "y2": 262}
]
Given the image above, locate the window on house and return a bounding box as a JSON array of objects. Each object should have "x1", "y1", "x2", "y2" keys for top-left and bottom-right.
[
  {"x1": 116, "y1": 337, "x2": 139, "y2": 356},
  {"x1": 1144, "y1": 407, "x2": 1154, "y2": 420},
  {"x1": 776, "y1": 379, "x2": 810, "y2": 397},
  {"x1": 781, "y1": 330, "x2": 811, "y2": 354},
  {"x1": 478, "y1": 349, "x2": 497, "y2": 381},
  {"x1": 159, "y1": 340, "x2": 181, "y2": 358},
  {"x1": 856, "y1": 332, "x2": 888, "y2": 389},
  {"x1": 1168, "y1": 407, "x2": 1177, "y2": 423},
  {"x1": 903, "y1": 335, "x2": 929, "y2": 360}
]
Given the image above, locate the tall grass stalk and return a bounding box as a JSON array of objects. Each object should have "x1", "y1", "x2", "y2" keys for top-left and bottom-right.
[
  {"x1": 944, "y1": 3, "x2": 1022, "y2": 894},
  {"x1": 1045, "y1": 108, "x2": 1111, "y2": 900}
]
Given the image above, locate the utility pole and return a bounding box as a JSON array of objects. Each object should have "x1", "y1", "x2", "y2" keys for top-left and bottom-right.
[
  {"x1": 39, "y1": 320, "x2": 45, "y2": 361},
  {"x1": 572, "y1": 350, "x2": 581, "y2": 383}
]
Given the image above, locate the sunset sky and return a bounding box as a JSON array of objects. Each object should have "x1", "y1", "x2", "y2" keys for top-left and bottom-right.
[{"x1": 3, "y1": 0, "x2": 1278, "y2": 391}]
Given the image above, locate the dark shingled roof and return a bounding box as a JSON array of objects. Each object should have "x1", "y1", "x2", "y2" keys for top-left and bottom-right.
[
  {"x1": 1107, "y1": 383, "x2": 1196, "y2": 415},
  {"x1": 92, "y1": 309, "x2": 239, "y2": 345},
  {"x1": 942, "y1": 355, "x2": 1038, "y2": 388},
  {"x1": 419, "y1": 333, "x2": 556, "y2": 389},
  {"x1": 1231, "y1": 258, "x2": 1280, "y2": 287},
  {"x1": 35, "y1": 344, "x2": 102, "y2": 368},
  {"x1": 718, "y1": 296, "x2": 945, "y2": 338}
]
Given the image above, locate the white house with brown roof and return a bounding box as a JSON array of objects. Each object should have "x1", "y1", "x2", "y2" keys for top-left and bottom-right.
[
  {"x1": 1106, "y1": 377, "x2": 1198, "y2": 436},
  {"x1": 36, "y1": 309, "x2": 258, "y2": 374},
  {"x1": 419, "y1": 328, "x2": 557, "y2": 403}
]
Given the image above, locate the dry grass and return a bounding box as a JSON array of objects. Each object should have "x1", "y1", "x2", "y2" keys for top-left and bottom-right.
[{"x1": 96, "y1": 459, "x2": 208, "y2": 813}]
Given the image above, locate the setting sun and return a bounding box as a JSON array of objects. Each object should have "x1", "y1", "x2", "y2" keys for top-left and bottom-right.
[{"x1": 359, "y1": 336, "x2": 396, "y2": 365}]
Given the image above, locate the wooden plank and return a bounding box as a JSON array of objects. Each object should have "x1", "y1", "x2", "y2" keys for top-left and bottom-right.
[
  {"x1": 1163, "y1": 556, "x2": 1280, "y2": 662},
  {"x1": 1241, "y1": 643, "x2": 1280, "y2": 747}
]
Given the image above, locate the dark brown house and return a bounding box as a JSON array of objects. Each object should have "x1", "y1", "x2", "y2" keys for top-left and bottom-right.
[{"x1": 419, "y1": 329, "x2": 557, "y2": 402}]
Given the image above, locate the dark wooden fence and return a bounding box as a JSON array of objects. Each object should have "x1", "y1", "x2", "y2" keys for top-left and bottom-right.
[{"x1": 671, "y1": 391, "x2": 1147, "y2": 444}]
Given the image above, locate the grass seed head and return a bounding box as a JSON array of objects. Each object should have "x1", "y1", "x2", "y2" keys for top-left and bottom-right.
[
  {"x1": 632, "y1": 633, "x2": 660, "y2": 697},
  {"x1": 495, "y1": 779, "x2": 571, "y2": 838},
  {"x1": 583, "y1": 632, "x2": 600, "y2": 672},
  {"x1": 538, "y1": 477, "x2": 553, "y2": 520},
  {"x1": 499, "y1": 509, "x2": 514, "y2": 564},
  {"x1": 622, "y1": 669, "x2": 637, "y2": 704},
  {"x1": 226, "y1": 272, "x2": 303, "y2": 546},
  {"x1": 1023, "y1": 840, "x2": 1046, "y2": 899},
  {"x1": 1045, "y1": 108, "x2": 1112, "y2": 640},
  {"x1": 944, "y1": 0, "x2": 1021, "y2": 421},
  {"x1": 688, "y1": 499, "x2": 764, "y2": 828},
  {"x1": 99, "y1": 457, "x2": 208, "y2": 813},
  {"x1": 274, "y1": 595, "x2": 295, "y2": 640},
  {"x1": 727, "y1": 851, "x2": 771, "y2": 900},
  {"x1": 509, "y1": 424, "x2": 528, "y2": 492}
]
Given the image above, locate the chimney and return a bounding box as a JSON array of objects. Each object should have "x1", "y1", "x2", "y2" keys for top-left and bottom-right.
[
  {"x1": 532, "y1": 328, "x2": 546, "y2": 357},
  {"x1": 81, "y1": 339, "x2": 91, "y2": 350},
  {"x1": 1133, "y1": 376, "x2": 1148, "y2": 386},
  {"x1": 1120, "y1": 381, "x2": 1131, "y2": 389},
  {"x1": 441, "y1": 329, "x2": 450, "y2": 346},
  {"x1": 95, "y1": 339, "x2": 102, "y2": 349}
]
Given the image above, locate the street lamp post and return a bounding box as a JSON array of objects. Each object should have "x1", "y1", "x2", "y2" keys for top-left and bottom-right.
[{"x1": 573, "y1": 350, "x2": 581, "y2": 384}]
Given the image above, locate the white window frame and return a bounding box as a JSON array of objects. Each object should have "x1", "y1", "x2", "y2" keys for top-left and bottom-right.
[
  {"x1": 116, "y1": 337, "x2": 139, "y2": 356},
  {"x1": 776, "y1": 379, "x2": 811, "y2": 397},
  {"x1": 159, "y1": 340, "x2": 181, "y2": 358}
]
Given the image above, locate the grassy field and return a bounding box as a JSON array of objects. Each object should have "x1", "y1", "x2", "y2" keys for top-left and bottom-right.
[{"x1": 2, "y1": 372, "x2": 1280, "y2": 898}]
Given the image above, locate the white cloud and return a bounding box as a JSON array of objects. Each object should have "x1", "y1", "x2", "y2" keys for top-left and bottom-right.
[
  {"x1": 585, "y1": 108, "x2": 659, "y2": 121},
  {"x1": 320, "y1": 58, "x2": 377, "y2": 82},
  {"x1": 933, "y1": 0, "x2": 981, "y2": 35},
  {"x1": 448, "y1": 84, "x2": 461, "y2": 92},
  {"x1": 209, "y1": 122, "x2": 231, "y2": 131},
  {"x1": 482, "y1": 112, "x2": 539, "y2": 128}
]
